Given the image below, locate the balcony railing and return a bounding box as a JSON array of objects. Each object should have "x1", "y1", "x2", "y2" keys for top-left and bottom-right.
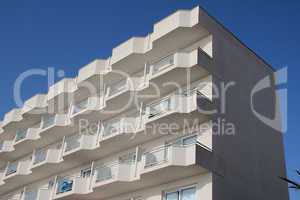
[
  {"x1": 6, "y1": 162, "x2": 18, "y2": 176},
  {"x1": 56, "y1": 177, "x2": 74, "y2": 194},
  {"x1": 102, "y1": 118, "x2": 123, "y2": 138},
  {"x1": 146, "y1": 97, "x2": 171, "y2": 119},
  {"x1": 71, "y1": 99, "x2": 89, "y2": 116},
  {"x1": 144, "y1": 146, "x2": 169, "y2": 168},
  {"x1": 151, "y1": 54, "x2": 174, "y2": 76},
  {"x1": 41, "y1": 115, "x2": 56, "y2": 129},
  {"x1": 64, "y1": 135, "x2": 81, "y2": 153},
  {"x1": 23, "y1": 190, "x2": 38, "y2": 200},
  {"x1": 101, "y1": 113, "x2": 139, "y2": 139},
  {"x1": 94, "y1": 164, "x2": 116, "y2": 183},
  {"x1": 14, "y1": 129, "x2": 27, "y2": 142},
  {"x1": 108, "y1": 79, "x2": 129, "y2": 97},
  {"x1": 33, "y1": 149, "x2": 47, "y2": 165}
]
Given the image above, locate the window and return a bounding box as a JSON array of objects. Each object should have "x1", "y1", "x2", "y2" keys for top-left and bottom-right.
[{"x1": 165, "y1": 186, "x2": 196, "y2": 200}]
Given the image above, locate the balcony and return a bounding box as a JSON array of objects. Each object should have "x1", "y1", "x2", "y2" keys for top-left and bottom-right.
[
  {"x1": 138, "y1": 143, "x2": 209, "y2": 186},
  {"x1": 0, "y1": 190, "x2": 23, "y2": 200},
  {"x1": 38, "y1": 114, "x2": 74, "y2": 147},
  {"x1": 21, "y1": 94, "x2": 48, "y2": 125},
  {"x1": 47, "y1": 78, "x2": 77, "y2": 112},
  {"x1": 90, "y1": 161, "x2": 137, "y2": 198},
  {"x1": 13, "y1": 128, "x2": 40, "y2": 152},
  {"x1": 1, "y1": 108, "x2": 23, "y2": 132},
  {"x1": 137, "y1": 49, "x2": 211, "y2": 99},
  {"x1": 98, "y1": 111, "x2": 154, "y2": 152},
  {"x1": 0, "y1": 140, "x2": 14, "y2": 154},
  {"x1": 111, "y1": 37, "x2": 148, "y2": 73},
  {"x1": 53, "y1": 175, "x2": 91, "y2": 199},
  {"x1": 69, "y1": 96, "x2": 105, "y2": 122},
  {"x1": 3, "y1": 157, "x2": 32, "y2": 186},
  {"x1": 62, "y1": 133, "x2": 98, "y2": 162},
  {"x1": 31, "y1": 144, "x2": 62, "y2": 176},
  {"x1": 107, "y1": 7, "x2": 211, "y2": 81},
  {"x1": 76, "y1": 59, "x2": 119, "y2": 98},
  {"x1": 23, "y1": 187, "x2": 52, "y2": 200},
  {"x1": 144, "y1": 85, "x2": 211, "y2": 134},
  {"x1": 150, "y1": 7, "x2": 211, "y2": 58}
]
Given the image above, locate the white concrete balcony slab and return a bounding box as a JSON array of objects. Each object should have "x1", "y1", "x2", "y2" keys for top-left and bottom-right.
[
  {"x1": 150, "y1": 7, "x2": 211, "y2": 58},
  {"x1": 0, "y1": 140, "x2": 14, "y2": 160},
  {"x1": 38, "y1": 114, "x2": 75, "y2": 146},
  {"x1": 91, "y1": 161, "x2": 137, "y2": 195},
  {"x1": 107, "y1": 7, "x2": 211, "y2": 81},
  {"x1": 144, "y1": 87, "x2": 211, "y2": 134},
  {"x1": 31, "y1": 144, "x2": 62, "y2": 176},
  {"x1": 111, "y1": 37, "x2": 148, "y2": 73},
  {"x1": 47, "y1": 78, "x2": 77, "y2": 112},
  {"x1": 0, "y1": 190, "x2": 23, "y2": 200},
  {"x1": 2, "y1": 109, "x2": 23, "y2": 131},
  {"x1": 77, "y1": 59, "x2": 111, "y2": 87},
  {"x1": 137, "y1": 143, "x2": 209, "y2": 189},
  {"x1": 62, "y1": 133, "x2": 99, "y2": 162},
  {"x1": 141, "y1": 144, "x2": 196, "y2": 174},
  {"x1": 76, "y1": 59, "x2": 121, "y2": 98},
  {"x1": 22, "y1": 94, "x2": 48, "y2": 117},
  {"x1": 3, "y1": 157, "x2": 32, "y2": 185},
  {"x1": 13, "y1": 128, "x2": 40, "y2": 150},
  {"x1": 0, "y1": 127, "x2": 41, "y2": 161},
  {"x1": 100, "y1": 115, "x2": 138, "y2": 141},
  {"x1": 69, "y1": 96, "x2": 105, "y2": 122},
  {"x1": 137, "y1": 49, "x2": 210, "y2": 100},
  {"x1": 23, "y1": 187, "x2": 52, "y2": 200},
  {"x1": 53, "y1": 175, "x2": 91, "y2": 200}
]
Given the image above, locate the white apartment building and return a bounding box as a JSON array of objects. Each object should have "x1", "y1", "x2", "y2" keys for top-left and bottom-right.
[{"x1": 0, "y1": 6, "x2": 288, "y2": 200}]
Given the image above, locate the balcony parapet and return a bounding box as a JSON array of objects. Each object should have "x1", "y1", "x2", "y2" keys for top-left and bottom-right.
[
  {"x1": 2, "y1": 109, "x2": 23, "y2": 129},
  {"x1": 31, "y1": 143, "x2": 62, "y2": 170},
  {"x1": 0, "y1": 140, "x2": 14, "y2": 153},
  {"x1": 111, "y1": 37, "x2": 148, "y2": 67},
  {"x1": 13, "y1": 128, "x2": 40, "y2": 147},
  {"x1": 3, "y1": 157, "x2": 32, "y2": 181},
  {"x1": 62, "y1": 133, "x2": 98, "y2": 157},
  {"x1": 22, "y1": 94, "x2": 48, "y2": 116},
  {"x1": 77, "y1": 59, "x2": 111, "y2": 86},
  {"x1": 53, "y1": 174, "x2": 91, "y2": 199}
]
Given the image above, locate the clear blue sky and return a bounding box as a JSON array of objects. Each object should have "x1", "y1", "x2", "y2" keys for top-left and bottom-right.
[{"x1": 0, "y1": 0, "x2": 299, "y2": 199}]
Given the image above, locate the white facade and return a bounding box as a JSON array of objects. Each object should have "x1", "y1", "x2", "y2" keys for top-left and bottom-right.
[{"x1": 0, "y1": 7, "x2": 213, "y2": 200}]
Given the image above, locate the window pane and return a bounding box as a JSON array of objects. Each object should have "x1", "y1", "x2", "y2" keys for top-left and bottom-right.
[
  {"x1": 166, "y1": 191, "x2": 179, "y2": 200},
  {"x1": 181, "y1": 187, "x2": 196, "y2": 200},
  {"x1": 182, "y1": 136, "x2": 197, "y2": 146}
]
